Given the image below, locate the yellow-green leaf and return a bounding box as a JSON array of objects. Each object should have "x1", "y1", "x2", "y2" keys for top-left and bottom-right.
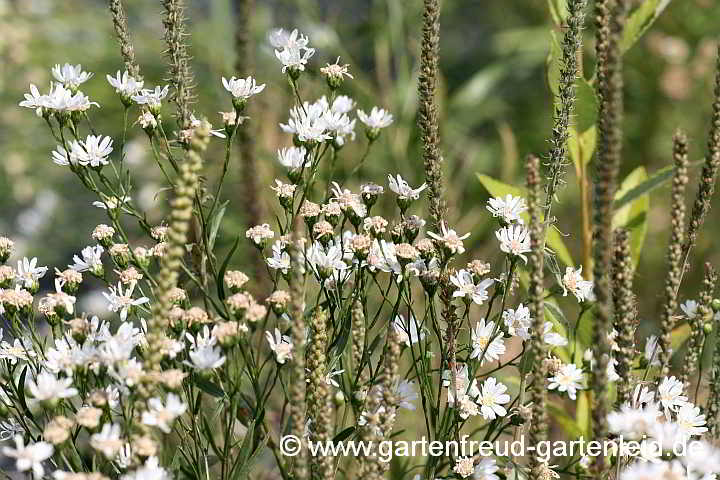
[
  {"x1": 477, "y1": 174, "x2": 574, "y2": 266},
  {"x1": 612, "y1": 167, "x2": 650, "y2": 269}
]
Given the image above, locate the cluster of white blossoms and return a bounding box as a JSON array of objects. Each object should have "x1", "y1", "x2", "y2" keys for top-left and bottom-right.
[{"x1": 610, "y1": 383, "x2": 719, "y2": 479}]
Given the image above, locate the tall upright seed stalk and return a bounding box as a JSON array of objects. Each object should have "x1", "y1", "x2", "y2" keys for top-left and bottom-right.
[
  {"x1": 526, "y1": 154, "x2": 549, "y2": 477},
  {"x1": 162, "y1": 0, "x2": 196, "y2": 131},
  {"x1": 590, "y1": 0, "x2": 626, "y2": 473},
  {"x1": 658, "y1": 131, "x2": 689, "y2": 374},
  {"x1": 418, "y1": 0, "x2": 447, "y2": 230},
  {"x1": 543, "y1": 0, "x2": 587, "y2": 222},
  {"x1": 107, "y1": 0, "x2": 141, "y2": 79},
  {"x1": 611, "y1": 229, "x2": 637, "y2": 405}
]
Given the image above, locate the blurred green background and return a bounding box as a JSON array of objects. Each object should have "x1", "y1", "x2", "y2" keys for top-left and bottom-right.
[{"x1": 1, "y1": 0, "x2": 720, "y2": 342}]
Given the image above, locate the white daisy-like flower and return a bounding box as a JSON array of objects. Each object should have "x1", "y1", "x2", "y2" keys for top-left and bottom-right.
[
  {"x1": 474, "y1": 458, "x2": 500, "y2": 480},
  {"x1": 450, "y1": 269, "x2": 494, "y2": 304},
  {"x1": 266, "y1": 241, "x2": 291, "y2": 274},
  {"x1": 657, "y1": 376, "x2": 688, "y2": 418},
  {"x1": 357, "y1": 107, "x2": 393, "y2": 129},
  {"x1": 72, "y1": 135, "x2": 114, "y2": 167},
  {"x1": 304, "y1": 242, "x2": 347, "y2": 279},
  {"x1": 44, "y1": 83, "x2": 97, "y2": 112},
  {"x1": 548, "y1": 363, "x2": 585, "y2": 400},
  {"x1": 106, "y1": 70, "x2": 144, "y2": 97},
  {"x1": 503, "y1": 303, "x2": 532, "y2": 340},
  {"x1": 675, "y1": 403, "x2": 707, "y2": 437},
  {"x1": 680, "y1": 300, "x2": 699, "y2": 319},
  {"x1": 442, "y1": 364, "x2": 480, "y2": 405},
  {"x1": 19, "y1": 84, "x2": 46, "y2": 114},
  {"x1": 142, "y1": 393, "x2": 188, "y2": 434},
  {"x1": 131, "y1": 85, "x2": 170, "y2": 109},
  {"x1": 453, "y1": 456, "x2": 475, "y2": 478},
  {"x1": 280, "y1": 103, "x2": 332, "y2": 143},
  {"x1": 1, "y1": 435, "x2": 54, "y2": 479},
  {"x1": 265, "y1": 328, "x2": 293, "y2": 364},
  {"x1": 495, "y1": 225, "x2": 531, "y2": 262},
  {"x1": 272, "y1": 29, "x2": 315, "y2": 73},
  {"x1": 562, "y1": 266, "x2": 594, "y2": 302},
  {"x1": 221, "y1": 76, "x2": 266, "y2": 99},
  {"x1": 277, "y1": 146, "x2": 308, "y2": 169},
  {"x1": 607, "y1": 402, "x2": 663, "y2": 440},
  {"x1": 90, "y1": 423, "x2": 124, "y2": 459},
  {"x1": 120, "y1": 456, "x2": 172, "y2": 480},
  {"x1": 26, "y1": 370, "x2": 78, "y2": 404},
  {"x1": 102, "y1": 281, "x2": 150, "y2": 322},
  {"x1": 477, "y1": 377, "x2": 510, "y2": 419},
  {"x1": 393, "y1": 379, "x2": 419, "y2": 410},
  {"x1": 69, "y1": 245, "x2": 104, "y2": 274},
  {"x1": 93, "y1": 195, "x2": 131, "y2": 210},
  {"x1": 387, "y1": 174, "x2": 427, "y2": 201},
  {"x1": 16, "y1": 257, "x2": 48, "y2": 289},
  {"x1": 392, "y1": 314, "x2": 426, "y2": 346},
  {"x1": 52, "y1": 63, "x2": 93, "y2": 89},
  {"x1": 486, "y1": 194, "x2": 527, "y2": 224},
  {"x1": 186, "y1": 343, "x2": 226, "y2": 371},
  {"x1": 470, "y1": 319, "x2": 505, "y2": 364},
  {"x1": 543, "y1": 322, "x2": 568, "y2": 346},
  {"x1": 644, "y1": 335, "x2": 665, "y2": 367},
  {"x1": 0, "y1": 336, "x2": 36, "y2": 364}
]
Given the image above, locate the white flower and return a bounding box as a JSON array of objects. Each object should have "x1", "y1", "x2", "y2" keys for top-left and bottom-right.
[
  {"x1": 131, "y1": 85, "x2": 170, "y2": 109},
  {"x1": 185, "y1": 334, "x2": 226, "y2": 370},
  {"x1": 392, "y1": 314, "x2": 425, "y2": 346},
  {"x1": 644, "y1": 335, "x2": 664, "y2": 367},
  {"x1": 676, "y1": 404, "x2": 707, "y2": 437},
  {"x1": 450, "y1": 269, "x2": 494, "y2": 304},
  {"x1": 102, "y1": 281, "x2": 150, "y2": 321},
  {"x1": 265, "y1": 328, "x2": 293, "y2": 364},
  {"x1": 454, "y1": 457, "x2": 475, "y2": 478},
  {"x1": 442, "y1": 364, "x2": 480, "y2": 405},
  {"x1": 16, "y1": 257, "x2": 48, "y2": 288},
  {"x1": 93, "y1": 195, "x2": 131, "y2": 210},
  {"x1": 680, "y1": 300, "x2": 699, "y2": 319},
  {"x1": 222, "y1": 76, "x2": 266, "y2": 99},
  {"x1": 393, "y1": 380, "x2": 419, "y2": 410},
  {"x1": 357, "y1": 107, "x2": 393, "y2": 129},
  {"x1": 267, "y1": 241, "x2": 291, "y2": 274},
  {"x1": 543, "y1": 322, "x2": 568, "y2": 346},
  {"x1": 0, "y1": 337, "x2": 36, "y2": 364},
  {"x1": 51, "y1": 145, "x2": 74, "y2": 166},
  {"x1": 427, "y1": 222, "x2": 471, "y2": 255},
  {"x1": 477, "y1": 377, "x2": 510, "y2": 419},
  {"x1": 562, "y1": 266, "x2": 594, "y2": 302},
  {"x1": 280, "y1": 103, "x2": 331, "y2": 143},
  {"x1": 69, "y1": 245, "x2": 104, "y2": 273},
  {"x1": 470, "y1": 320, "x2": 505, "y2": 364},
  {"x1": 503, "y1": 303, "x2": 532, "y2": 340},
  {"x1": 486, "y1": 194, "x2": 527, "y2": 224},
  {"x1": 246, "y1": 224, "x2": 275, "y2": 246},
  {"x1": 495, "y1": 225, "x2": 531, "y2": 262},
  {"x1": 1, "y1": 435, "x2": 53, "y2": 479},
  {"x1": 19, "y1": 84, "x2": 46, "y2": 114},
  {"x1": 106, "y1": 70, "x2": 144, "y2": 97},
  {"x1": 142, "y1": 393, "x2": 187, "y2": 434},
  {"x1": 44, "y1": 83, "x2": 97, "y2": 112},
  {"x1": 120, "y1": 456, "x2": 172, "y2": 480},
  {"x1": 90, "y1": 423, "x2": 124, "y2": 458},
  {"x1": 304, "y1": 242, "x2": 347, "y2": 279},
  {"x1": 52, "y1": 63, "x2": 93, "y2": 89},
  {"x1": 387, "y1": 174, "x2": 427, "y2": 200},
  {"x1": 474, "y1": 458, "x2": 500, "y2": 480},
  {"x1": 548, "y1": 363, "x2": 585, "y2": 400},
  {"x1": 658, "y1": 376, "x2": 689, "y2": 418},
  {"x1": 273, "y1": 29, "x2": 315, "y2": 73},
  {"x1": 72, "y1": 135, "x2": 114, "y2": 167},
  {"x1": 608, "y1": 402, "x2": 663, "y2": 439},
  {"x1": 27, "y1": 370, "x2": 78, "y2": 404},
  {"x1": 277, "y1": 146, "x2": 308, "y2": 169}
]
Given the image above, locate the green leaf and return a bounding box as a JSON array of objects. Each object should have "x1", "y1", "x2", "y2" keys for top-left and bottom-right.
[
  {"x1": 613, "y1": 167, "x2": 650, "y2": 267},
  {"x1": 576, "y1": 391, "x2": 591, "y2": 437},
  {"x1": 574, "y1": 78, "x2": 598, "y2": 133},
  {"x1": 208, "y1": 201, "x2": 228, "y2": 251},
  {"x1": 333, "y1": 426, "x2": 356, "y2": 443},
  {"x1": 547, "y1": 30, "x2": 563, "y2": 97},
  {"x1": 621, "y1": 0, "x2": 672, "y2": 53},
  {"x1": 568, "y1": 126, "x2": 597, "y2": 175},
  {"x1": 477, "y1": 174, "x2": 574, "y2": 266},
  {"x1": 548, "y1": 402, "x2": 584, "y2": 438},
  {"x1": 195, "y1": 376, "x2": 225, "y2": 398},
  {"x1": 217, "y1": 235, "x2": 241, "y2": 301},
  {"x1": 548, "y1": 0, "x2": 568, "y2": 25}
]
